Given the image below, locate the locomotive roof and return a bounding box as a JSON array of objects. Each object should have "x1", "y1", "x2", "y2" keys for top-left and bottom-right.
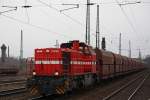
[
  {"x1": 60, "y1": 42, "x2": 87, "y2": 49},
  {"x1": 95, "y1": 48, "x2": 113, "y2": 55},
  {"x1": 95, "y1": 48, "x2": 114, "y2": 64}
]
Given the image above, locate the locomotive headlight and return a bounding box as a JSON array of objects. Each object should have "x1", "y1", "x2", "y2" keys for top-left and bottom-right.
[
  {"x1": 54, "y1": 72, "x2": 59, "y2": 76},
  {"x1": 33, "y1": 71, "x2": 36, "y2": 76}
]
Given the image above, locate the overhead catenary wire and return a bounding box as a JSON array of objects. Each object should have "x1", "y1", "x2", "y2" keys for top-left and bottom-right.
[
  {"x1": 129, "y1": 5, "x2": 137, "y2": 28},
  {"x1": 114, "y1": 0, "x2": 143, "y2": 53},
  {"x1": 1, "y1": 1, "x2": 138, "y2": 35},
  {"x1": 0, "y1": 0, "x2": 105, "y2": 46},
  {"x1": 36, "y1": 0, "x2": 100, "y2": 32},
  {"x1": 115, "y1": 0, "x2": 139, "y2": 35},
  {"x1": 0, "y1": 0, "x2": 119, "y2": 41},
  {"x1": 1, "y1": 14, "x2": 73, "y2": 39},
  {"x1": 39, "y1": 0, "x2": 114, "y2": 47},
  {"x1": 36, "y1": 0, "x2": 99, "y2": 45},
  {"x1": 38, "y1": 0, "x2": 114, "y2": 46},
  {"x1": 1, "y1": 0, "x2": 148, "y2": 51},
  {"x1": 36, "y1": 0, "x2": 83, "y2": 26}
]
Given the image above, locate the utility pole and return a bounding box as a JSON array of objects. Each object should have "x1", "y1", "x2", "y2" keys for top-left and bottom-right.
[
  {"x1": 20, "y1": 30, "x2": 23, "y2": 69},
  {"x1": 20, "y1": 30, "x2": 23, "y2": 60},
  {"x1": 55, "y1": 40, "x2": 59, "y2": 48},
  {"x1": 129, "y1": 40, "x2": 131, "y2": 58},
  {"x1": 96, "y1": 5, "x2": 100, "y2": 48},
  {"x1": 139, "y1": 48, "x2": 142, "y2": 60},
  {"x1": 8, "y1": 46, "x2": 9, "y2": 58},
  {"x1": 119, "y1": 33, "x2": 121, "y2": 55},
  {"x1": 85, "y1": 0, "x2": 90, "y2": 45},
  {"x1": 85, "y1": 0, "x2": 91, "y2": 45},
  {"x1": 85, "y1": 0, "x2": 95, "y2": 45}
]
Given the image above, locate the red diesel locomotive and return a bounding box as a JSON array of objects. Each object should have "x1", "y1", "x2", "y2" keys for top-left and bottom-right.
[
  {"x1": 28, "y1": 40, "x2": 97, "y2": 95},
  {"x1": 27, "y1": 40, "x2": 144, "y2": 96}
]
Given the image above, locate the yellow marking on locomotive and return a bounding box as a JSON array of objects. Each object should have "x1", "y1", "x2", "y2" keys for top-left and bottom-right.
[
  {"x1": 59, "y1": 86, "x2": 65, "y2": 94},
  {"x1": 55, "y1": 80, "x2": 70, "y2": 94},
  {"x1": 56, "y1": 88, "x2": 62, "y2": 94},
  {"x1": 30, "y1": 88, "x2": 35, "y2": 94},
  {"x1": 56, "y1": 86, "x2": 65, "y2": 94},
  {"x1": 30, "y1": 86, "x2": 39, "y2": 95},
  {"x1": 57, "y1": 87, "x2": 64, "y2": 94}
]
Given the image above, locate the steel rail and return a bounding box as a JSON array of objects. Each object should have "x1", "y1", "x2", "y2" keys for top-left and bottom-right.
[
  {"x1": 0, "y1": 79, "x2": 26, "y2": 84},
  {"x1": 127, "y1": 74, "x2": 150, "y2": 100},
  {"x1": 0, "y1": 87, "x2": 26, "y2": 96},
  {"x1": 0, "y1": 81, "x2": 26, "y2": 86},
  {"x1": 29, "y1": 96, "x2": 43, "y2": 100},
  {"x1": 102, "y1": 72, "x2": 148, "y2": 100}
]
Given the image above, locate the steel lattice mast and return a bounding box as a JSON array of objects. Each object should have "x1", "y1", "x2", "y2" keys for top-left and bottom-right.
[{"x1": 96, "y1": 5, "x2": 100, "y2": 48}]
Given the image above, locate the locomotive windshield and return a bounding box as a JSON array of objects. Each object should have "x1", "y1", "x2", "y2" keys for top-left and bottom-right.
[
  {"x1": 60, "y1": 42, "x2": 87, "y2": 49},
  {"x1": 61, "y1": 43, "x2": 72, "y2": 49}
]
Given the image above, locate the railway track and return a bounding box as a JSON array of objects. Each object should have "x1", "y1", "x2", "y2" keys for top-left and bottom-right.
[
  {"x1": 0, "y1": 79, "x2": 27, "y2": 100},
  {"x1": 0, "y1": 75, "x2": 26, "y2": 82},
  {"x1": 0, "y1": 87, "x2": 27, "y2": 100},
  {"x1": 29, "y1": 70, "x2": 148, "y2": 100},
  {"x1": 127, "y1": 74, "x2": 149, "y2": 100},
  {"x1": 0, "y1": 79, "x2": 43, "y2": 100},
  {"x1": 52, "y1": 70, "x2": 147, "y2": 100},
  {"x1": 0, "y1": 80, "x2": 26, "y2": 85},
  {"x1": 0, "y1": 80, "x2": 26, "y2": 92},
  {"x1": 29, "y1": 96, "x2": 43, "y2": 100},
  {"x1": 0, "y1": 79, "x2": 26, "y2": 84},
  {"x1": 0, "y1": 87, "x2": 26, "y2": 96},
  {"x1": 102, "y1": 71, "x2": 150, "y2": 100}
]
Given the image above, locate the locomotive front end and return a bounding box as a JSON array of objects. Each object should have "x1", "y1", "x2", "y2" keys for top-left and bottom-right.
[{"x1": 27, "y1": 48, "x2": 69, "y2": 96}]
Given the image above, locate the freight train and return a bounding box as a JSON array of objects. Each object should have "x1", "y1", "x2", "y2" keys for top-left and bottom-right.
[{"x1": 27, "y1": 40, "x2": 144, "y2": 96}]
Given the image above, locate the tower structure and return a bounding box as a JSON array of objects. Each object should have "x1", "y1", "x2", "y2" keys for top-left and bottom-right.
[
  {"x1": 85, "y1": 0, "x2": 91, "y2": 45},
  {"x1": 20, "y1": 30, "x2": 23, "y2": 69},
  {"x1": 139, "y1": 49, "x2": 142, "y2": 60},
  {"x1": 96, "y1": 5, "x2": 100, "y2": 48},
  {"x1": 119, "y1": 33, "x2": 121, "y2": 55},
  {"x1": 20, "y1": 30, "x2": 23, "y2": 60},
  {"x1": 8, "y1": 46, "x2": 9, "y2": 58},
  {"x1": 129, "y1": 40, "x2": 131, "y2": 58}
]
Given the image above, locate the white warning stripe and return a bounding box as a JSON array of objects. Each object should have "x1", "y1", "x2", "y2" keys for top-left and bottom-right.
[
  {"x1": 35, "y1": 60, "x2": 62, "y2": 64},
  {"x1": 35, "y1": 60, "x2": 96, "y2": 65}
]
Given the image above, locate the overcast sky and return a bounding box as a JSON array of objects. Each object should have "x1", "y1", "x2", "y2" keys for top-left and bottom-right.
[{"x1": 0, "y1": 0, "x2": 150, "y2": 58}]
